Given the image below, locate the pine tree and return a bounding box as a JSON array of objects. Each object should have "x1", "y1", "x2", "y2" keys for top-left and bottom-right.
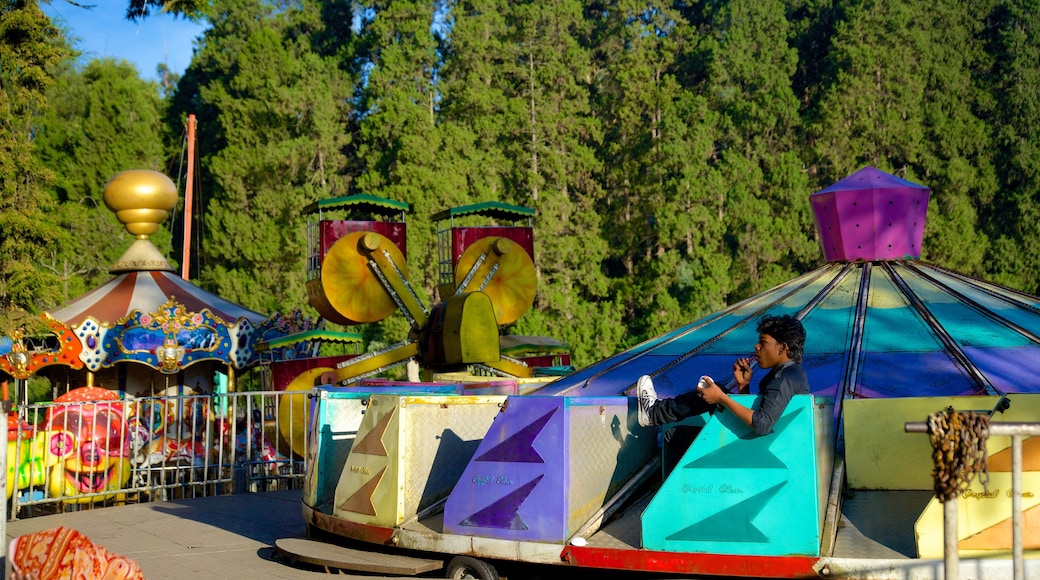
[
  {"x1": 436, "y1": 0, "x2": 513, "y2": 203},
  {"x1": 169, "y1": 0, "x2": 355, "y2": 315},
  {"x1": 33, "y1": 58, "x2": 169, "y2": 297},
  {"x1": 0, "y1": 0, "x2": 72, "y2": 336},
  {"x1": 807, "y1": 0, "x2": 993, "y2": 276},
  {"x1": 591, "y1": 1, "x2": 728, "y2": 342},
  {"x1": 487, "y1": 0, "x2": 620, "y2": 364},
  {"x1": 978, "y1": 0, "x2": 1040, "y2": 292},
  {"x1": 908, "y1": 0, "x2": 996, "y2": 274},
  {"x1": 698, "y1": 0, "x2": 816, "y2": 298},
  {"x1": 809, "y1": 0, "x2": 928, "y2": 179},
  {"x1": 352, "y1": 0, "x2": 452, "y2": 302}
]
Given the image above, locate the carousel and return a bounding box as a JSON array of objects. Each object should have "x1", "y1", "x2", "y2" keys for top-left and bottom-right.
[
  {"x1": 0, "y1": 170, "x2": 280, "y2": 399},
  {"x1": 0, "y1": 170, "x2": 293, "y2": 507}
]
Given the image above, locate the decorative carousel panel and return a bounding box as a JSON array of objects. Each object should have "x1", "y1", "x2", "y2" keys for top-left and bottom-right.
[
  {"x1": 0, "y1": 317, "x2": 84, "y2": 379},
  {"x1": 99, "y1": 299, "x2": 238, "y2": 373}
]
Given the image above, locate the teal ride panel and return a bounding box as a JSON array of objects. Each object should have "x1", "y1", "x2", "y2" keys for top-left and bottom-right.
[
  {"x1": 642, "y1": 395, "x2": 820, "y2": 556},
  {"x1": 305, "y1": 390, "x2": 367, "y2": 512}
]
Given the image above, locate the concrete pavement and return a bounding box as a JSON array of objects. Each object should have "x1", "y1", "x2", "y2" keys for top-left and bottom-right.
[{"x1": 3, "y1": 489, "x2": 416, "y2": 579}]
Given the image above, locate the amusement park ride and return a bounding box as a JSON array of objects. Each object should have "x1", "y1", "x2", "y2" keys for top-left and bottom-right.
[
  {"x1": 3, "y1": 165, "x2": 1040, "y2": 580},
  {"x1": 0, "y1": 167, "x2": 570, "y2": 514},
  {"x1": 279, "y1": 167, "x2": 1040, "y2": 580},
  {"x1": 302, "y1": 194, "x2": 554, "y2": 383},
  {"x1": 267, "y1": 195, "x2": 568, "y2": 463},
  {"x1": 0, "y1": 170, "x2": 284, "y2": 511}
]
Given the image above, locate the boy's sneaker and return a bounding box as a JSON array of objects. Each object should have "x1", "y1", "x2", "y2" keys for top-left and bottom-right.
[{"x1": 637, "y1": 375, "x2": 658, "y2": 427}]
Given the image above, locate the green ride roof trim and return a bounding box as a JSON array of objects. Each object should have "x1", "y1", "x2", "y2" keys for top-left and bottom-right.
[
  {"x1": 256, "y1": 329, "x2": 365, "y2": 351},
  {"x1": 432, "y1": 201, "x2": 536, "y2": 223},
  {"x1": 303, "y1": 194, "x2": 410, "y2": 216}
]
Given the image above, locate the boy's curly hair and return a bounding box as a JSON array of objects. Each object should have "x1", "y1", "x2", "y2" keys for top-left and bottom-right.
[{"x1": 757, "y1": 315, "x2": 806, "y2": 362}]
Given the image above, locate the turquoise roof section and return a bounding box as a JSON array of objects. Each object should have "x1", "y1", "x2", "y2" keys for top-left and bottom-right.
[
  {"x1": 431, "y1": 201, "x2": 536, "y2": 223},
  {"x1": 861, "y1": 268, "x2": 945, "y2": 353},
  {"x1": 537, "y1": 260, "x2": 1039, "y2": 403},
  {"x1": 903, "y1": 268, "x2": 1033, "y2": 349},
  {"x1": 303, "y1": 194, "x2": 410, "y2": 216}
]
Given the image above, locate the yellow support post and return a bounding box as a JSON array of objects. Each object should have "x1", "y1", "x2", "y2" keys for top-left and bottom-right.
[
  {"x1": 361, "y1": 233, "x2": 428, "y2": 330},
  {"x1": 482, "y1": 357, "x2": 533, "y2": 378},
  {"x1": 333, "y1": 342, "x2": 421, "y2": 384}
]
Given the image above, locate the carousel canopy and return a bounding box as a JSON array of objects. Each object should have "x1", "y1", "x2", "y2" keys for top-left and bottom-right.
[
  {"x1": 48, "y1": 270, "x2": 267, "y2": 328},
  {"x1": 27, "y1": 170, "x2": 274, "y2": 376},
  {"x1": 539, "y1": 167, "x2": 1040, "y2": 404}
]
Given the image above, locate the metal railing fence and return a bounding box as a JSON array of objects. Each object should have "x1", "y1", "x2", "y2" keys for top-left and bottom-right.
[
  {"x1": 906, "y1": 419, "x2": 1040, "y2": 580},
  {"x1": 6, "y1": 389, "x2": 311, "y2": 519}
]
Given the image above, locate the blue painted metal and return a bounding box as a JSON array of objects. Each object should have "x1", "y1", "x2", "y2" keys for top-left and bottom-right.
[
  {"x1": 443, "y1": 396, "x2": 656, "y2": 543},
  {"x1": 538, "y1": 262, "x2": 1040, "y2": 405}
]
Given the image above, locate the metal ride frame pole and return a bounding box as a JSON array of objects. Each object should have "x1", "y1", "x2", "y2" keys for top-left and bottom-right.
[
  {"x1": 906, "y1": 421, "x2": 1040, "y2": 580},
  {"x1": 1012, "y1": 434, "x2": 1023, "y2": 580},
  {"x1": 1, "y1": 406, "x2": 7, "y2": 577},
  {"x1": 944, "y1": 497, "x2": 958, "y2": 580}
]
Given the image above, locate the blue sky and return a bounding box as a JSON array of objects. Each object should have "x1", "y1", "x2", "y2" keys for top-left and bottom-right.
[{"x1": 43, "y1": 2, "x2": 206, "y2": 80}]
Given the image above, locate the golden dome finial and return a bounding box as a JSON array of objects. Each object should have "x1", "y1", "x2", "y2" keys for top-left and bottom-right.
[
  {"x1": 103, "y1": 170, "x2": 178, "y2": 239},
  {"x1": 103, "y1": 170, "x2": 178, "y2": 273}
]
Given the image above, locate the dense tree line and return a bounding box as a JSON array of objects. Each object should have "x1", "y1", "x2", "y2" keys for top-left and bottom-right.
[
  {"x1": 3, "y1": 0, "x2": 1039, "y2": 368},
  {"x1": 1, "y1": 0, "x2": 73, "y2": 336}
]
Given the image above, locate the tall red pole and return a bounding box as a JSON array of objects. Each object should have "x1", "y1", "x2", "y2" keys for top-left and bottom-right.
[{"x1": 181, "y1": 114, "x2": 197, "y2": 280}]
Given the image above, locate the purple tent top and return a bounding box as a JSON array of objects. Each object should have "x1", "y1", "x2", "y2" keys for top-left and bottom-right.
[{"x1": 810, "y1": 166, "x2": 930, "y2": 262}]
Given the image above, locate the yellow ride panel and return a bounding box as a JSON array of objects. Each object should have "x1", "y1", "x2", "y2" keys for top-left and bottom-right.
[
  {"x1": 916, "y1": 472, "x2": 1040, "y2": 557},
  {"x1": 844, "y1": 395, "x2": 1040, "y2": 490},
  {"x1": 309, "y1": 231, "x2": 405, "y2": 325},
  {"x1": 454, "y1": 237, "x2": 536, "y2": 325},
  {"x1": 333, "y1": 394, "x2": 506, "y2": 528}
]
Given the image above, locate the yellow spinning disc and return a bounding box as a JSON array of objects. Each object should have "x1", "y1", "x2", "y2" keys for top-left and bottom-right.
[
  {"x1": 454, "y1": 237, "x2": 537, "y2": 325},
  {"x1": 313, "y1": 231, "x2": 406, "y2": 324},
  {"x1": 278, "y1": 367, "x2": 333, "y2": 458}
]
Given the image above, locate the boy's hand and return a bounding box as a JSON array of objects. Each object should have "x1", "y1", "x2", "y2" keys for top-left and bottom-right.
[
  {"x1": 732, "y1": 357, "x2": 753, "y2": 392},
  {"x1": 697, "y1": 376, "x2": 726, "y2": 404}
]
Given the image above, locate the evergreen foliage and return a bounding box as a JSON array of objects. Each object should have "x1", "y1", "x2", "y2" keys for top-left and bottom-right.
[
  {"x1": 978, "y1": 0, "x2": 1040, "y2": 293},
  {"x1": 168, "y1": 0, "x2": 355, "y2": 315},
  {"x1": 0, "y1": 0, "x2": 71, "y2": 336},
  {"x1": 352, "y1": 0, "x2": 448, "y2": 299},
  {"x1": 8, "y1": 0, "x2": 1040, "y2": 366},
  {"x1": 33, "y1": 57, "x2": 170, "y2": 296}
]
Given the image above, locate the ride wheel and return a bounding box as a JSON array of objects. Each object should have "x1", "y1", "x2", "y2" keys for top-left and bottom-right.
[
  {"x1": 308, "y1": 231, "x2": 406, "y2": 325},
  {"x1": 445, "y1": 555, "x2": 499, "y2": 580},
  {"x1": 454, "y1": 237, "x2": 536, "y2": 325}
]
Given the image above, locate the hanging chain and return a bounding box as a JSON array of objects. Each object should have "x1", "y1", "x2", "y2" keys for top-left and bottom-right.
[{"x1": 927, "y1": 408, "x2": 990, "y2": 503}]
